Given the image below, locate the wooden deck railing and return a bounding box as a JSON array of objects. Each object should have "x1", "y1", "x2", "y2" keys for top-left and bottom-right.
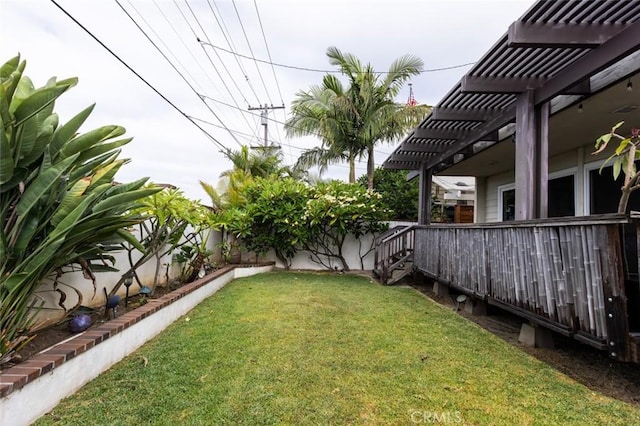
[
  {"x1": 374, "y1": 225, "x2": 416, "y2": 284},
  {"x1": 409, "y1": 214, "x2": 639, "y2": 362}
]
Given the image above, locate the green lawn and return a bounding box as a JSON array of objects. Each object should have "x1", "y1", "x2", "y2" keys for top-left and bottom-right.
[{"x1": 37, "y1": 272, "x2": 640, "y2": 425}]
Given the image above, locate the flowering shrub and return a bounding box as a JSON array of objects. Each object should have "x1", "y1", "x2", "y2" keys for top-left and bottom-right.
[
  {"x1": 219, "y1": 178, "x2": 310, "y2": 268},
  {"x1": 305, "y1": 181, "x2": 390, "y2": 270},
  {"x1": 217, "y1": 178, "x2": 389, "y2": 270}
]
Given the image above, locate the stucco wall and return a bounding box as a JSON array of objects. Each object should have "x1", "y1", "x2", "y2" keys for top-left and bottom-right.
[{"x1": 30, "y1": 226, "x2": 223, "y2": 330}]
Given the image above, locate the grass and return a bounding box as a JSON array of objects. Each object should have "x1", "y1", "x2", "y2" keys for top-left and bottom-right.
[{"x1": 36, "y1": 272, "x2": 640, "y2": 425}]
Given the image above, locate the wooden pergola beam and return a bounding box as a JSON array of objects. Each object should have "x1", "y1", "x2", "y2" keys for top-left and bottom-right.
[
  {"x1": 508, "y1": 21, "x2": 630, "y2": 48},
  {"x1": 535, "y1": 19, "x2": 640, "y2": 104},
  {"x1": 413, "y1": 127, "x2": 473, "y2": 140},
  {"x1": 461, "y1": 75, "x2": 545, "y2": 94},
  {"x1": 431, "y1": 107, "x2": 501, "y2": 121}
]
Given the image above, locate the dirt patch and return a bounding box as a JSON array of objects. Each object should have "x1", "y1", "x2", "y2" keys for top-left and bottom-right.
[
  {"x1": 405, "y1": 277, "x2": 640, "y2": 408},
  {"x1": 2, "y1": 281, "x2": 185, "y2": 370}
]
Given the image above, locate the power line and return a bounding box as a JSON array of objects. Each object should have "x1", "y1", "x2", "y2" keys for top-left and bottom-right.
[
  {"x1": 177, "y1": 0, "x2": 260, "y2": 141},
  {"x1": 253, "y1": 0, "x2": 284, "y2": 106},
  {"x1": 199, "y1": 41, "x2": 476, "y2": 74},
  {"x1": 208, "y1": 0, "x2": 261, "y2": 105},
  {"x1": 198, "y1": 93, "x2": 396, "y2": 158},
  {"x1": 115, "y1": 0, "x2": 244, "y2": 147},
  {"x1": 151, "y1": 0, "x2": 226, "y2": 98},
  {"x1": 253, "y1": 0, "x2": 286, "y2": 149},
  {"x1": 231, "y1": 0, "x2": 273, "y2": 106},
  {"x1": 50, "y1": 0, "x2": 229, "y2": 152}
]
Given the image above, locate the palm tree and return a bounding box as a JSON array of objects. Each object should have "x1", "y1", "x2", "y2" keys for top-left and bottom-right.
[
  {"x1": 286, "y1": 47, "x2": 431, "y2": 189},
  {"x1": 286, "y1": 74, "x2": 362, "y2": 183}
]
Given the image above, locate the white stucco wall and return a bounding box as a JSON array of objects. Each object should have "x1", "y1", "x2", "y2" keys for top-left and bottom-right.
[{"x1": 30, "y1": 226, "x2": 223, "y2": 330}]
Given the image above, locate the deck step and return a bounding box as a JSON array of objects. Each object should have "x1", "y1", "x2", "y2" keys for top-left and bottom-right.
[{"x1": 387, "y1": 261, "x2": 414, "y2": 285}]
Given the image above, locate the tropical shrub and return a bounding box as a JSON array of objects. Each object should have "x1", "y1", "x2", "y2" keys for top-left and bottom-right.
[
  {"x1": 304, "y1": 181, "x2": 390, "y2": 270},
  {"x1": 217, "y1": 177, "x2": 389, "y2": 271},
  {"x1": 357, "y1": 167, "x2": 418, "y2": 220},
  {"x1": 115, "y1": 187, "x2": 216, "y2": 294},
  {"x1": 0, "y1": 55, "x2": 159, "y2": 364},
  {"x1": 218, "y1": 178, "x2": 310, "y2": 268}
]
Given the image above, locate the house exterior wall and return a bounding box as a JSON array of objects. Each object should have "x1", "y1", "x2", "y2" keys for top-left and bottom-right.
[
  {"x1": 485, "y1": 170, "x2": 515, "y2": 222},
  {"x1": 481, "y1": 141, "x2": 620, "y2": 222}
]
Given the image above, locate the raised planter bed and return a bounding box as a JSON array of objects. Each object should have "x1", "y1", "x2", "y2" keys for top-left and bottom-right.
[{"x1": 0, "y1": 263, "x2": 274, "y2": 426}]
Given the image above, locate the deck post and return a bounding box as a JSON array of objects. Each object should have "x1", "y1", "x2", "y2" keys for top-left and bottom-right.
[
  {"x1": 603, "y1": 224, "x2": 631, "y2": 361},
  {"x1": 514, "y1": 90, "x2": 537, "y2": 220},
  {"x1": 537, "y1": 102, "x2": 549, "y2": 219},
  {"x1": 418, "y1": 163, "x2": 432, "y2": 225}
]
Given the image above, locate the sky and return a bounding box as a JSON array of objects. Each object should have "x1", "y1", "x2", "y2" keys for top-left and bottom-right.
[{"x1": 0, "y1": 0, "x2": 533, "y2": 202}]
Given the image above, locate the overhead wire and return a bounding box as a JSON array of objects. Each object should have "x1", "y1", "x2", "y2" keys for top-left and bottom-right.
[
  {"x1": 115, "y1": 0, "x2": 244, "y2": 147},
  {"x1": 253, "y1": 0, "x2": 287, "y2": 159},
  {"x1": 199, "y1": 40, "x2": 477, "y2": 74},
  {"x1": 50, "y1": 0, "x2": 229, "y2": 152},
  {"x1": 231, "y1": 0, "x2": 273, "y2": 106},
  {"x1": 172, "y1": 0, "x2": 261, "y2": 144},
  {"x1": 124, "y1": 0, "x2": 204, "y2": 93},
  {"x1": 208, "y1": 0, "x2": 261, "y2": 105},
  {"x1": 198, "y1": 94, "x2": 393, "y2": 158},
  {"x1": 151, "y1": 0, "x2": 226, "y2": 98}
]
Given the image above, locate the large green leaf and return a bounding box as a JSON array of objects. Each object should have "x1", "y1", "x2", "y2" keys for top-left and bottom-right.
[
  {"x1": 48, "y1": 191, "x2": 100, "y2": 241},
  {"x1": 104, "y1": 177, "x2": 149, "y2": 198},
  {"x1": 1, "y1": 272, "x2": 28, "y2": 292},
  {"x1": 13, "y1": 84, "x2": 73, "y2": 126},
  {"x1": 49, "y1": 104, "x2": 95, "y2": 156},
  {"x1": 50, "y1": 177, "x2": 91, "y2": 226},
  {"x1": 17, "y1": 103, "x2": 55, "y2": 164},
  {"x1": 61, "y1": 125, "x2": 126, "y2": 159},
  {"x1": 2, "y1": 68, "x2": 25, "y2": 111},
  {"x1": 21, "y1": 237, "x2": 65, "y2": 275},
  {"x1": 92, "y1": 188, "x2": 161, "y2": 215},
  {"x1": 0, "y1": 55, "x2": 20, "y2": 80},
  {"x1": 116, "y1": 228, "x2": 145, "y2": 252},
  {"x1": 15, "y1": 153, "x2": 78, "y2": 219},
  {"x1": 87, "y1": 159, "x2": 125, "y2": 191},
  {"x1": 18, "y1": 113, "x2": 57, "y2": 168},
  {"x1": 76, "y1": 137, "x2": 132, "y2": 163},
  {"x1": 0, "y1": 167, "x2": 27, "y2": 193},
  {"x1": 69, "y1": 151, "x2": 118, "y2": 182},
  {"x1": 12, "y1": 213, "x2": 40, "y2": 258},
  {"x1": 0, "y1": 124, "x2": 14, "y2": 184}
]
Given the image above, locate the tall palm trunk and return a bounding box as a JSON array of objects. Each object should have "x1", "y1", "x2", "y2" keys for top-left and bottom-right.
[
  {"x1": 367, "y1": 146, "x2": 375, "y2": 190},
  {"x1": 349, "y1": 156, "x2": 356, "y2": 183}
]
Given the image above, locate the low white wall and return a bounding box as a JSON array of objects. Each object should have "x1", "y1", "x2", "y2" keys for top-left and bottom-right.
[
  {"x1": 1, "y1": 264, "x2": 273, "y2": 426},
  {"x1": 31, "y1": 227, "x2": 223, "y2": 330},
  {"x1": 260, "y1": 223, "x2": 417, "y2": 271}
]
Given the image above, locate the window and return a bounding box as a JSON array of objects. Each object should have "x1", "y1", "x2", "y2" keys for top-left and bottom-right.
[
  {"x1": 548, "y1": 170, "x2": 576, "y2": 218},
  {"x1": 498, "y1": 184, "x2": 515, "y2": 221},
  {"x1": 586, "y1": 160, "x2": 640, "y2": 214}
]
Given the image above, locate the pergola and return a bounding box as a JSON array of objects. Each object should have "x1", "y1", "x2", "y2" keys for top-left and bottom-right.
[{"x1": 383, "y1": 0, "x2": 640, "y2": 224}]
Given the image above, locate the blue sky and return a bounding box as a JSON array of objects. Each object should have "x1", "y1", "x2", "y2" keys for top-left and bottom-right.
[{"x1": 1, "y1": 0, "x2": 532, "y2": 201}]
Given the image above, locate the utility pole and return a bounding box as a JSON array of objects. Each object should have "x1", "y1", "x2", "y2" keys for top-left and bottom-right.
[{"x1": 248, "y1": 103, "x2": 285, "y2": 149}]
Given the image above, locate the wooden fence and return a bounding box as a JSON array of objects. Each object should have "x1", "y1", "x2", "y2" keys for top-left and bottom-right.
[{"x1": 410, "y1": 214, "x2": 638, "y2": 362}]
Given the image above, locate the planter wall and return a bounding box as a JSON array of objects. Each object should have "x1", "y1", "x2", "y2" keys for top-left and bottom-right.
[{"x1": 0, "y1": 263, "x2": 273, "y2": 426}]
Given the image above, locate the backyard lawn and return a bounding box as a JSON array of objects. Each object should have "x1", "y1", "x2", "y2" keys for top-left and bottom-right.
[{"x1": 37, "y1": 272, "x2": 640, "y2": 425}]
